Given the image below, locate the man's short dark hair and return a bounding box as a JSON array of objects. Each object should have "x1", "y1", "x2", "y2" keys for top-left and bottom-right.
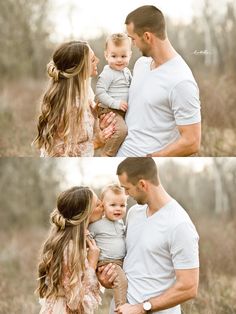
[
  {"x1": 116, "y1": 157, "x2": 159, "y2": 185},
  {"x1": 125, "y1": 5, "x2": 166, "y2": 40}
]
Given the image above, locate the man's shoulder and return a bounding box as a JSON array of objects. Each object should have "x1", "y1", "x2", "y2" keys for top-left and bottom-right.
[
  {"x1": 126, "y1": 204, "x2": 145, "y2": 221},
  {"x1": 129, "y1": 203, "x2": 145, "y2": 212},
  {"x1": 134, "y1": 56, "x2": 151, "y2": 68},
  {"x1": 166, "y1": 199, "x2": 194, "y2": 228},
  {"x1": 168, "y1": 55, "x2": 197, "y2": 84}
]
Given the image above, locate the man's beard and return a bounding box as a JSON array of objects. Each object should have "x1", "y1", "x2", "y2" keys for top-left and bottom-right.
[
  {"x1": 141, "y1": 47, "x2": 150, "y2": 57},
  {"x1": 135, "y1": 197, "x2": 146, "y2": 205}
]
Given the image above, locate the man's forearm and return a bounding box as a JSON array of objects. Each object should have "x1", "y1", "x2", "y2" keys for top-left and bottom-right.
[
  {"x1": 116, "y1": 277, "x2": 198, "y2": 314},
  {"x1": 150, "y1": 135, "x2": 200, "y2": 157},
  {"x1": 146, "y1": 278, "x2": 198, "y2": 312},
  {"x1": 149, "y1": 122, "x2": 201, "y2": 157}
]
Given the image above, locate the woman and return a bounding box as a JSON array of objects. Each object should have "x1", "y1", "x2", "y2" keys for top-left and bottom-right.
[
  {"x1": 36, "y1": 186, "x2": 104, "y2": 313},
  {"x1": 33, "y1": 41, "x2": 115, "y2": 156}
]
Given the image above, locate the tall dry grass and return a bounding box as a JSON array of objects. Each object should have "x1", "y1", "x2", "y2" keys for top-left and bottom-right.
[
  {"x1": 0, "y1": 74, "x2": 236, "y2": 156},
  {"x1": 0, "y1": 229, "x2": 43, "y2": 313},
  {"x1": 0, "y1": 80, "x2": 46, "y2": 157},
  {"x1": 1, "y1": 216, "x2": 235, "y2": 314},
  {"x1": 197, "y1": 72, "x2": 236, "y2": 156}
]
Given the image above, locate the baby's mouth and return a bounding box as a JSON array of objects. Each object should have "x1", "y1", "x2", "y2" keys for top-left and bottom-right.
[{"x1": 114, "y1": 213, "x2": 122, "y2": 218}]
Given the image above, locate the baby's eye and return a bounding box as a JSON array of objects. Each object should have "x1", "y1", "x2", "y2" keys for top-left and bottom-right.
[
  {"x1": 122, "y1": 55, "x2": 127, "y2": 58},
  {"x1": 110, "y1": 203, "x2": 116, "y2": 206},
  {"x1": 120, "y1": 204, "x2": 126, "y2": 207}
]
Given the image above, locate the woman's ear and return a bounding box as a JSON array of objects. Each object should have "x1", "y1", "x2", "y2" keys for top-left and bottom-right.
[{"x1": 104, "y1": 50, "x2": 108, "y2": 61}]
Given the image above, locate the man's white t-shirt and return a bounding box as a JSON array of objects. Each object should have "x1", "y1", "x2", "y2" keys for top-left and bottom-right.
[
  {"x1": 117, "y1": 55, "x2": 201, "y2": 156},
  {"x1": 122, "y1": 199, "x2": 199, "y2": 314}
]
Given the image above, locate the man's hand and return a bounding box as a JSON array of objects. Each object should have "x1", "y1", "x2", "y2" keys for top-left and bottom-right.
[
  {"x1": 115, "y1": 303, "x2": 145, "y2": 314},
  {"x1": 96, "y1": 263, "x2": 118, "y2": 289},
  {"x1": 119, "y1": 100, "x2": 128, "y2": 112}
]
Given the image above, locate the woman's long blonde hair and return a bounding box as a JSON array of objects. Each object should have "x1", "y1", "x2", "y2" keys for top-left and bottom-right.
[
  {"x1": 36, "y1": 186, "x2": 94, "y2": 309},
  {"x1": 33, "y1": 41, "x2": 91, "y2": 154}
]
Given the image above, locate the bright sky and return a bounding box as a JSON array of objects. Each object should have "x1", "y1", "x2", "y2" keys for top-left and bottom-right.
[
  {"x1": 59, "y1": 157, "x2": 212, "y2": 189},
  {"x1": 50, "y1": 0, "x2": 199, "y2": 41}
]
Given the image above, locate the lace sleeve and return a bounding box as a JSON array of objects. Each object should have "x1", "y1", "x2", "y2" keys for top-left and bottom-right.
[{"x1": 82, "y1": 261, "x2": 102, "y2": 312}]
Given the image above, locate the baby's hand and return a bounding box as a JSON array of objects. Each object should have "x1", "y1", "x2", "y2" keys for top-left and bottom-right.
[{"x1": 119, "y1": 101, "x2": 128, "y2": 112}]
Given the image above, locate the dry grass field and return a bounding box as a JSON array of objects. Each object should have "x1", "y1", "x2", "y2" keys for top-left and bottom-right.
[
  {"x1": 1, "y1": 216, "x2": 235, "y2": 314},
  {"x1": 0, "y1": 74, "x2": 236, "y2": 157}
]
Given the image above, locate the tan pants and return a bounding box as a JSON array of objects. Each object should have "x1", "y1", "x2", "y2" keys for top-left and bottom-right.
[
  {"x1": 98, "y1": 259, "x2": 128, "y2": 308},
  {"x1": 98, "y1": 107, "x2": 128, "y2": 157}
]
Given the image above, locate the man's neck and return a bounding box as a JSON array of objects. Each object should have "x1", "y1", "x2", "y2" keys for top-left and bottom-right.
[
  {"x1": 146, "y1": 184, "x2": 172, "y2": 216},
  {"x1": 150, "y1": 38, "x2": 178, "y2": 69}
]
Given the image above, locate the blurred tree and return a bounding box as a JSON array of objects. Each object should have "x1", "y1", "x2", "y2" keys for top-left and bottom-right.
[
  {"x1": 160, "y1": 158, "x2": 236, "y2": 218},
  {"x1": 0, "y1": 158, "x2": 62, "y2": 230},
  {"x1": 0, "y1": 0, "x2": 51, "y2": 80},
  {"x1": 0, "y1": 158, "x2": 235, "y2": 231},
  {"x1": 213, "y1": 158, "x2": 236, "y2": 218}
]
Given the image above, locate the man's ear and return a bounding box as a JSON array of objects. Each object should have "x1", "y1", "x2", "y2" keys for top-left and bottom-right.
[
  {"x1": 138, "y1": 179, "x2": 147, "y2": 190},
  {"x1": 143, "y1": 32, "x2": 151, "y2": 42}
]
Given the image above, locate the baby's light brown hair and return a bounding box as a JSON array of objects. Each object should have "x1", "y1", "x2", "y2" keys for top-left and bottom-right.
[
  {"x1": 100, "y1": 183, "x2": 126, "y2": 201},
  {"x1": 105, "y1": 33, "x2": 131, "y2": 50}
]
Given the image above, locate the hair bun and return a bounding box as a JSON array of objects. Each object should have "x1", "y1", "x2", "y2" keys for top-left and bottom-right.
[
  {"x1": 47, "y1": 60, "x2": 60, "y2": 82},
  {"x1": 51, "y1": 208, "x2": 66, "y2": 230}
]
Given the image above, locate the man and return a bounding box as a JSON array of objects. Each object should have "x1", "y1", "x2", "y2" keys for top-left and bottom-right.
[
  {"x1": 116, "y1": 5, "x2": 201, "y2": 157},
  {"x1": 98, "y1": 157, "x2": 199, "y2": 314}
]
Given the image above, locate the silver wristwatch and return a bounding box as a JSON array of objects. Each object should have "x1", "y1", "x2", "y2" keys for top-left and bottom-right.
[{"x1": 143, "y1": 300, "x2": 152, "y2": 312}]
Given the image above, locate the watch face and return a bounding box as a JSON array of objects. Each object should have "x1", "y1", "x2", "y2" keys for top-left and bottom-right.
[{"x1": 143, "y1": 301, "x2": 152, "y2": 311}]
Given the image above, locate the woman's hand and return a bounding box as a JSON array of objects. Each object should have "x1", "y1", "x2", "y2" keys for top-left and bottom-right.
[
  {"x1": 99, "y1": 111, "x2": 116, "y2": 131},
  {"x1": 86, "y1": 237, "x2": 100, "y2": 270},
  {"x1": 99, "y1": 112, "x2": 116, "y2": 143},
  {"x1": 96, "y1": 263, "x2": 118, "y2": 289},
  {"x1": 99, "y1": 124, "x2": 116, "y2": 143}
]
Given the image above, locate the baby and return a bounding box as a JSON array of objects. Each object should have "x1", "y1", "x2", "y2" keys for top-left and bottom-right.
[
  {"x1": 88, "y1": 184, "x2": 128, "y2": 307},
  {"x1": 96, "y1": 33, "x2": 132, "y2": 157}
]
